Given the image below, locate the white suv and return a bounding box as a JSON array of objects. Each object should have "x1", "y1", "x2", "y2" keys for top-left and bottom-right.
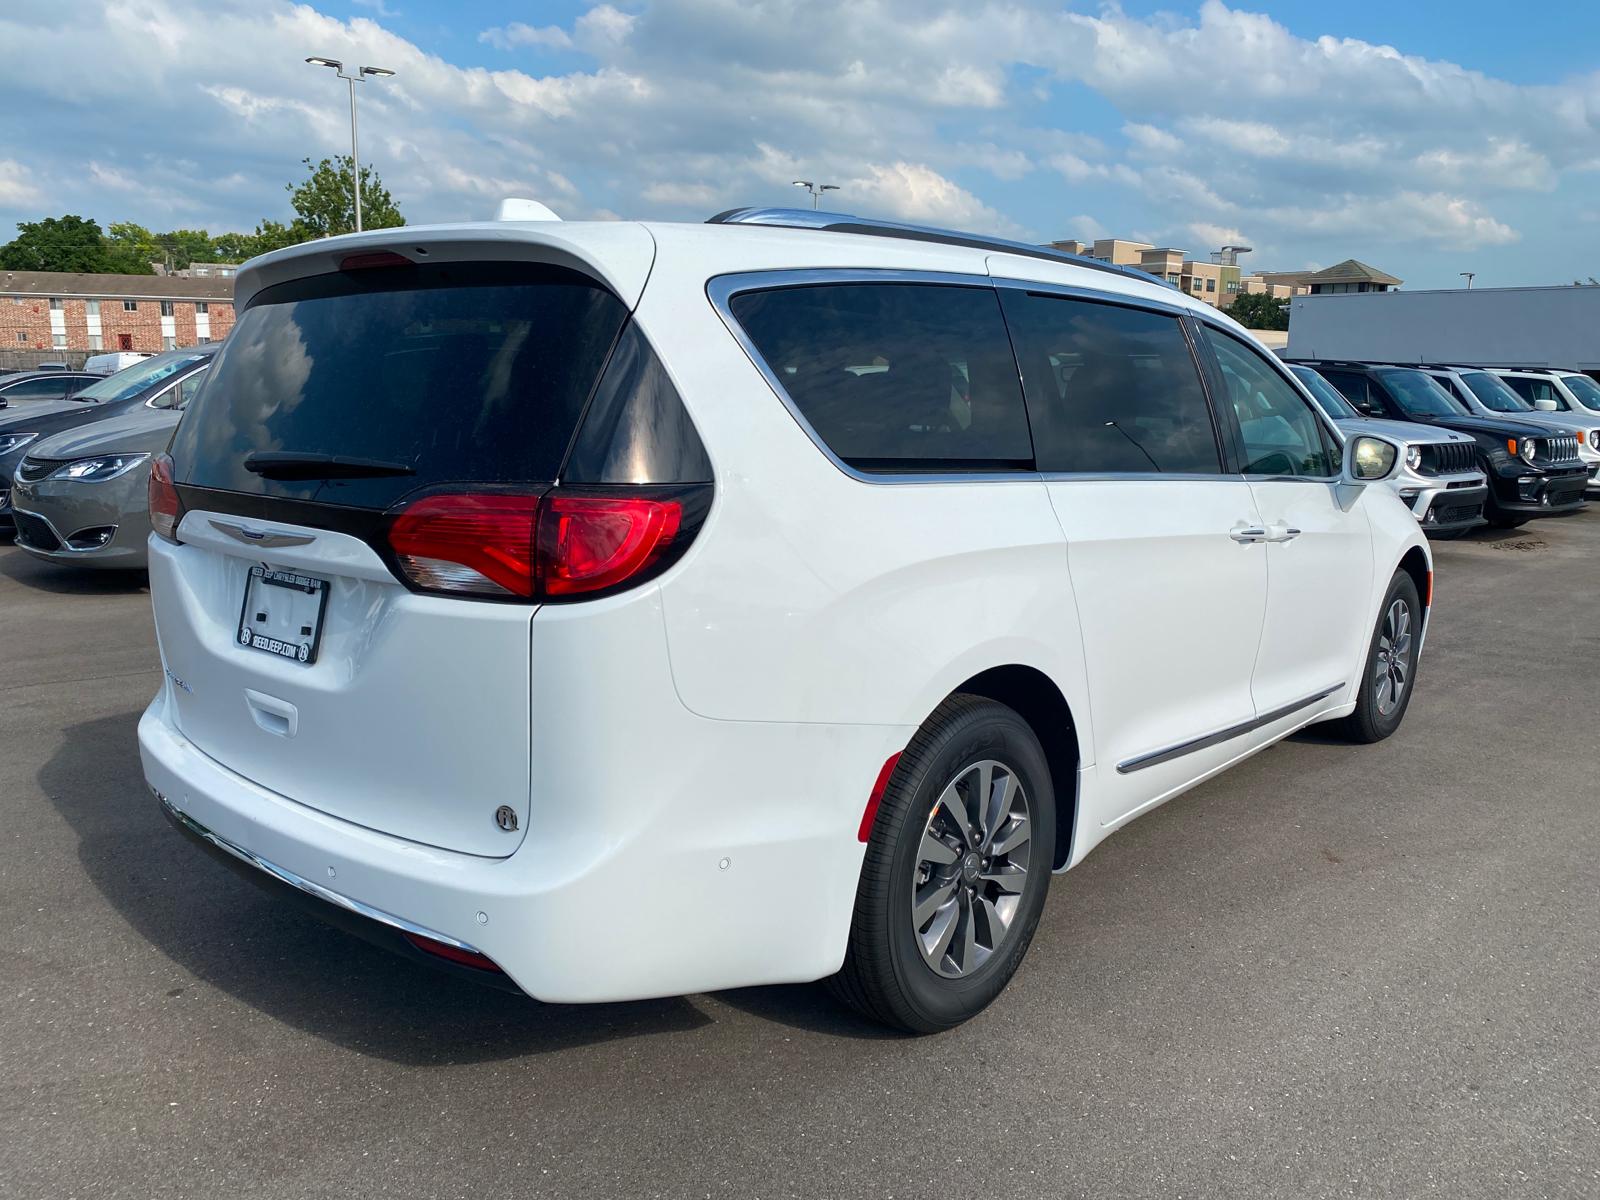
[{"x1": 140, "y1": 209, "x2": 1431, "y2": 1032}]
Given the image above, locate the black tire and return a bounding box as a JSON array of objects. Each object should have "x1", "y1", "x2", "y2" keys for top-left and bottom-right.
[
  {"x1": 1327, "y1": 570, "x2": 1422, "y2": 744},
  {"x1": 828, "y1": 694, "x2": 1055, "y2": 1034},
  {"x1": 1484, "y1": 500, "x2": 1527, "y2": 530}
]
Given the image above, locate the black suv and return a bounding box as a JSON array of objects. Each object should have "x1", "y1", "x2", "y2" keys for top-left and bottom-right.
[
  {"x1": 1291, "y1": 360, "x2": 1588, "y2": 527},
  {"x1": 0, "y1": 370, "x2": 102, "y2": 408}
]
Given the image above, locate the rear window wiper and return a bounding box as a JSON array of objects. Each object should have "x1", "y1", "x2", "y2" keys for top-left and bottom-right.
[{"x1": 243, "y1": 451, "x2": 417, "y2": 480}]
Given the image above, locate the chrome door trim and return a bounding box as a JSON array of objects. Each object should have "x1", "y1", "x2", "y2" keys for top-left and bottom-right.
[
  {"x1": 208, "y1": 519, "x2": 316, "y2": 548},
  {"x1": 1116, "y1": 683, "x2": 1345, "y2": 775},
  {"x1": 706, "y1": 268, "x2": 1044, "y2": 487},
  {"x1": 156, "y1": 792, "x2": 487, "y2": 954}
]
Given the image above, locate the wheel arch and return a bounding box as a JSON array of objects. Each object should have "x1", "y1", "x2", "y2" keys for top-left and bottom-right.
[
  {"x1": 941, "y1": 664, "x2": 1081, "y2": 870},
  {"x1": 1397, "y1": 544, "x2": 1431, "y2": 632}
]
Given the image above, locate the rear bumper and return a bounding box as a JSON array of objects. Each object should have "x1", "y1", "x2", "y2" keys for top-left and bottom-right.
[
  {"x1": 158, "y1": 792, "x2": 525, "y2": 993},
  {"x1": 139, "y1": 683, "x2": 903, "y2": 1004}
]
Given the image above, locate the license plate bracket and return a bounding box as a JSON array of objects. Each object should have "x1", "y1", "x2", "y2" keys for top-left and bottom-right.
[{"x1": 236, "y1": 565, "x2": 330, "y2": 664}]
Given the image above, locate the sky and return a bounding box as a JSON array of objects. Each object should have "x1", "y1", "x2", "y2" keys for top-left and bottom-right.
[{"x1": 2, "y1": 0, "x2": 1598, "y2": 289}]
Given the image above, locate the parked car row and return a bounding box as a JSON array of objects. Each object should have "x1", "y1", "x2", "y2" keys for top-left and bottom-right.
[
  {"x1": 0, "y1": 208, "x2": 1586, "y2": 1032},
  {"x1": 1284, "y1": 359, "x2": 1597, "y2": 533},
  {"x1": 0, "y1": 347, "x2": 216, "y2": 562}
]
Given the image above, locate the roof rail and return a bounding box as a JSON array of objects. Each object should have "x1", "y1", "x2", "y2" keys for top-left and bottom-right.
[{"x1": 706, "y1": 207, "x2": 1164, "y2": 286}]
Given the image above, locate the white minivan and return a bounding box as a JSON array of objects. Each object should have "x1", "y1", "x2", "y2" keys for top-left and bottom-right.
[{"x1": 140, "y1": 209, "x2": 1431, "y2": 1031}]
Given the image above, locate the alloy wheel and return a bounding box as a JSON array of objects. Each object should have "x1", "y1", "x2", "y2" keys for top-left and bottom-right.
[
  {"x1": 910, "y1": 759, "x2": 1033, "y2": 978},
  {"x1": 1374, "y1": 597, "x2": 1414, "y2": 716}
]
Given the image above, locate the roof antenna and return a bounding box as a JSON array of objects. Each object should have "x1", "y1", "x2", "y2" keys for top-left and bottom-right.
[{"x1": 495, "y1": 198, "x2": 562, "y2": 222}]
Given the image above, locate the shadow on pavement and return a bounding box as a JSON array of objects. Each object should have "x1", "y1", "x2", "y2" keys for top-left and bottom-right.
[
  {"x1": 0, "y1": 543, "x2": 149, "y2": 595},
  {"x1": 37, "y1": 710, "x2": 741, "y2": 1064}
]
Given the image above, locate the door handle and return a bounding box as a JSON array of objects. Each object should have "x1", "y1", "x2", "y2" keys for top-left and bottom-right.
[
  {"x1": 1230, "y1": 525, "x2": 1267, "y2": 543},
  {"x1": 1264, "y1": 524, "x2": 1303, "y2": 543}
]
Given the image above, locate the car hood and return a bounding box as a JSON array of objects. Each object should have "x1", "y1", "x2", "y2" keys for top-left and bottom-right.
[
  {"x1": 30, "y1": 407, "x2": 181, "y2": 460},
  {"x1": 0, "y1": 397, "x2": 147, "y2": 475},
  {"x1": 1410, "y1": 411, "x2": 1556, "y2": 440},
  {"x1": 1335, "y1": 415, "x2": 1468, "y2": 445},
  {"x1": 0, "y1": 398, "x2": 92, "y2": 424},
  {"x1": 1477, "y1": 410, "x2": 1598, "y2": 436}
]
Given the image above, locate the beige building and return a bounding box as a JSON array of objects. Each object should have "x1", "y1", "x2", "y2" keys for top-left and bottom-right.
[{"x1": 1045, "y1": 232, "x2": 1324, "y2": 313}]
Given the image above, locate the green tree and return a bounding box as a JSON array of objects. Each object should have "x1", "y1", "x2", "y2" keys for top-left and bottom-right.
[
  {"x1": 209, "y1": 231, "x2": 259, "y2": 263},
  {"x1": 285, "y1": 155, "x2": 404, "y2": 239},
  {"x1": 0, "y1": 215, "x2": 111, "y2": 272},
  {"x1": 101, "y1": 221, "x2": 161, "y2": 274},
  {"x1": 156, "y1": 228, "x2": 219, "y2": 271},
  {"x1": 1226, "y1": 291, "x2": 1290, "y2": 331}
]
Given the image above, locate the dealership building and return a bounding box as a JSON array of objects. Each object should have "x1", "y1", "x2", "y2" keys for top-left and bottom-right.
[{"x1": 0, "y1": 270, "x2": 235, "y2": 356}]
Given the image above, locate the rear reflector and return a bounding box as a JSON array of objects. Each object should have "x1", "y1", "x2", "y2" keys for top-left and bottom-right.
[
  {"x1": 857, "y1": 752, "x2": 903, "y2": 842},
  {"x1": 388, "y1": 493, "x2": 542, "y2": 597},
  {"x1": 149, "y1": 453, "x2": 183, "y2": 542},
  {"x1": 401, "y1": 931, "x2": 504, "y2": 972},
  {"x1": 536, "y1": 494, "x2": 682, "y2": 596}
]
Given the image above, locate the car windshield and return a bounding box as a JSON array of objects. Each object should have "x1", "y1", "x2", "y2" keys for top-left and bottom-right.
[
  {"x1": 73, "y1": 351, "x2": 207, "y2": 403},
  {"x1": 1377, "y1": 368, "x2": 1467, "y2": 418},
  {"x1": 1560, "y1": 374, "x2": 1600, "y2": 412},
  {"x1": 1461, "y1": 371, "x2": 1532, "y2": 413},
  {"x1": 1290, "y1": 366, "x2": 1361, "y2": 420}
]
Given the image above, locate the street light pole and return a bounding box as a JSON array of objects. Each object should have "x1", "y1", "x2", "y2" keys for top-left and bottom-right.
[
  {"x1": 306, "y1": 57, "x2": 395, "y2": 233},
  {"x1": 792, "y1": 180, "x2": 840, "y2": 210},
  {"x1": 1460, "y1": 272, "x2": 1476, "y2": 290}
]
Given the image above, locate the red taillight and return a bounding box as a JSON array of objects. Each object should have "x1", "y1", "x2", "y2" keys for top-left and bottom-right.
[
  {"x1": 149, "y1": 453, "x2": 183, "y2": 542},
  {"x1": 384, "y1": 489, "x2": 697, "y2": 601},
  {"x1": 401, "y1": 931, "x2": 504, "y2": 973},
  {"x1": 536, "y1": 494, "x2": 682, "y2": 597},
  {"x1": 387, "y1": 493, "x2": 541, "y2": 597},
  {"x1": 857, "y1": 752, "x2": 903, "y2": 842}
]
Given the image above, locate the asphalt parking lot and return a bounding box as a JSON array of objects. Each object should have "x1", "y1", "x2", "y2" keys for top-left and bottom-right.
[{"x1": 2, "y1": 518, "x2": 1597, "y2": 1200}]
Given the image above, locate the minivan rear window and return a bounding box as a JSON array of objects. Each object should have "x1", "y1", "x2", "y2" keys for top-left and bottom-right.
[
  {"x1": 169, "y1": 262, "x2": 629, "y2": 509},
  {"x1": 728, "y1": 282, "x2": 1034, "y2": 472}
]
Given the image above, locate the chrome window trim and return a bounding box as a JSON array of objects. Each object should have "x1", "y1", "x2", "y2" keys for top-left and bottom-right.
[
  {"x1": 989, "y1": 275, "x2": 1196, "y2": 321},
  {"x1": 143, "y1": 363, "x2": 211, "y2": 410},
  {"x1": 156, "y1": 793, "x2": 488, "y2": 954},
  {"x1": 707, "y1": 268, "x2": 1045, "y2": 486},
  {"x1": 1038, "y1": 471, "x2": 1245, "y2": 484},
  {"x1": 1116, "y1": 683, "x2": 1346, "y2": 775}
]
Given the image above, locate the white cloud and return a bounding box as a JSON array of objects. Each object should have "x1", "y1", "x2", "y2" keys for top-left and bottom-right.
[
  {"x1": 0, "y1": 159, "x2": 41, "y2": 206},
  {"x1": 0, "y1": 0, "x2": 1592, "y2": 279},
  {"x1": 480, "y1": 23, "x2": 574, "y2": 52}
]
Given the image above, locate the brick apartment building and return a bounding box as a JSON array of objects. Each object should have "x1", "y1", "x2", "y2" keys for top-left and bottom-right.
[{"x1": 0, "y1": 270, "x2": 235, "y2": 356}]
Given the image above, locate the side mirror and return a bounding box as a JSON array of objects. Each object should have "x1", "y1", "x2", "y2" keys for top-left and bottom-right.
[
  {"x1": 1533, "y1": 397, "x2": 1558, "y2": 412},
  {"x1": 1343, "y1": 434, "x2": 1402, "y2": 484}
]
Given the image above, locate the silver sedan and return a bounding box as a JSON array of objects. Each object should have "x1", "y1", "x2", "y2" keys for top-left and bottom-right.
[{"x1": 10, "y1": 401, "x2": 189, "y2": 569}]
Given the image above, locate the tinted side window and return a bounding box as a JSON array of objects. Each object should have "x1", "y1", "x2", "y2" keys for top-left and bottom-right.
[
  {"x1": 564, "y1": 323, "x2": 712, "y2": 484},
  {"x1": 1319, "y1": 371, "x2": 1371, "y2": 411},
  {"x1": 1000, "y1": 291, "x2": 1219, "y2": 473},
  {"x1": 728, "y1": 282, "x2": 1033, "y2": 471},
  {"x1": 1505, "y1": 376, "x2": 1559, "y2": 406},
  {"x1": 1, "y1": 377, "x2": 66, "y2": 400},
  {"x1": 1203, "y1": 330, "x2": 1338, "y2": 477}
]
